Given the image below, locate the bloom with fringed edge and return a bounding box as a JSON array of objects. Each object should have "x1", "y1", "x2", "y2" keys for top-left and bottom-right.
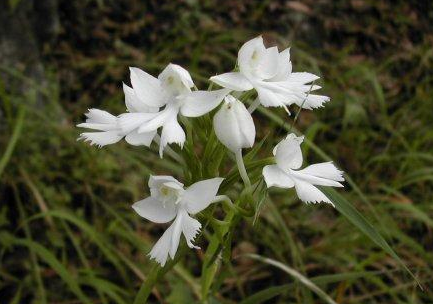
[
  {"x1": 132, "y1": 175, "x2": 224, "y2": 266},
  {"x1": 210, "y1": 36, "x2": 330, "y2": 113},
  {"x1": 77, "y1": 82, "x2": 159, "y2": 147},
  {"x1": 263, "y1": 133, "x2": 344, "y2": 205},
  {"x1": 118, "y1": 64, "x2": 229, "y2": 157}
]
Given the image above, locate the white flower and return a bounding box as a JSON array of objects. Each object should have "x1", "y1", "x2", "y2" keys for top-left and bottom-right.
[
  {"x1": 77, "y1": 109, "x2": 124, "y2": 147},
  {"x1": 213, "y1": 95, "x2": 256, "y2": 153},
  {"x1": 210, "y1": 36, "x2": 330, "y2": 112},
  {"x1": 77, "y1": 83, "x2": 159, "y2": 147},
  {"x1": 263, "y1": 133, "x2": 344, "y2": 205},
  {"x1": 132, "y1": 175, "x2": 224, "y2": 266},
  {"x1": 118, "y1": 64, "x2": 229, "y2": 156}
]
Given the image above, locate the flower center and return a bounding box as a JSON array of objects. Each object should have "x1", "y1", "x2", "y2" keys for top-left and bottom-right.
[
  {"x1": 167, "y1": 76, "x2": 174, "y2": 85},
  {"x1": 160, "y1": 186, "x2": 170, "y2": 196},
  {"x1": 158, "y1": 184, "x2": 183, "y2": 207}
]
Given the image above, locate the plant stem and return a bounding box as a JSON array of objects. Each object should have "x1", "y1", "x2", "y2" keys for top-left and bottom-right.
[
  {"x1": 133, "y1": 265, "x2": 159, "y2": 304},
  {"x1": 235, "y1": 149, "x2": 251, "y2": 189},
  {"x1": 212, "y1": 195, "x2": 251, "y2": 216},
  {"x1": 133, "y1": 246, "x2": 186, "y2": 304}
]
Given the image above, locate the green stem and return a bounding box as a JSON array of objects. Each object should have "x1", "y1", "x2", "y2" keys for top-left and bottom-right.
[
  {"x1": 212, "y1": 195, "x2": 251, "y2": 216},
  {"x1": 133, "y1": 265, "x2": 159, "y2": 304},
  {"x1": 235, "y1": 149, "x2": 251, "y2": 189},
  {"x1": 132, "y1": 246, "x2": 186, "y2": 304}
]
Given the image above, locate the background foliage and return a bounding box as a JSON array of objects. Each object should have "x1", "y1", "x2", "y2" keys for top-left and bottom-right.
[{"x1": 1, "y1": 0, "x2": 433, "y2": 303}]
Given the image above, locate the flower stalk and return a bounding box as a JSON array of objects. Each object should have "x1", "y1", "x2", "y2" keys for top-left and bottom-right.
[{"x1": 235, "y1": 149, "x2": 251, "y2": 189}]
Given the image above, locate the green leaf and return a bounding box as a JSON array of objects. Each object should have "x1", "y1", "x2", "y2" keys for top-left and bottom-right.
[
  {"x1": 167, "y1": 280, "x2": 196, "y2": 304},
  {"x1": 320, "y1": 187, "x2": 422, "y2": 288},
  {"x1": 240, "y1": 271, "x2": 384, "y2": 304},
  {"x1": 1, "y1": 233, "x2": 92, "y2": 304},
  {"x1": 244, "y1": 254, "x2": 338, "y2": 304},
  {"x1": 133, "y1": 245, "x2": 187, "y2": 304},
  {"x1": 0, "y1": 105, "x2": 25, "y2": 180},
  {"x1": 80, "y1": 276, "x2": 129, "y2": 304},
  {"x1": 25, "y1": 210, "x2": 127, "y2": 282},
  {"x1": 240, "y1": 284, "x2": 293, "y2": 304}
]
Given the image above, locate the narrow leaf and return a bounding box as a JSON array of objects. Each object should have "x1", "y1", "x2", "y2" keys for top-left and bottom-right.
[
  {"x1": 245, "y1": 254, "x2": 338, "y2": 304},
  {"x1": 320, "y1": 187, "x2": 422, "y2": 288}
]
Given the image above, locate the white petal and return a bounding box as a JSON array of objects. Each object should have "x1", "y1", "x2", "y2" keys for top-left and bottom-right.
[
  {"x1": 255, "y1": 46, "x2": 280, "y2": 80},
  {"x1": 169, "y1": 212, "x2": 183, "y2": 258},
  {"x1": 210, "y1": 72, "x2": 253, "y2": 91},
  {"x1": 286, "y1": 72, "x2": 320, "y2": 84},
  {"x1": 180, "y1": 89, "x2": 230, "y2": 117},
  {"x1": 274, "y1": 133, "x2": 304, "y2": 170},
  {"x1": 270, "y1": 48, "x2": 292, "y2": 81},
  {"x1": 262, "y1": 165, "x2": 295, "y2": 188},
  {"x1": 300, "y1": 162, "x2": 344, "y2": 181},
  {"x1": 118, "y1": 112, "x2": 159, "y2": 134},
  {"x1": 124, "y1": 129, "x2": 156, "y2": 146},
  {"x1": 130, "y1": 67, "x2": 166, "y2": 107},
  {"x1": 291, "y1": 162, "x2": 344, "y2": 187},
  {"x1": 256, "y1": 85, "x2": 288, "y2": 108},
  {"x1": 148, "y1": 221, "x2": 174, "y2": 266},
  {"x1": 123, "y1": 83, "x2": 159, "y2": 113},
  {"x1": 159, "y1": 115, "x2": 186, "y2": 157},
  {"x1": 77, "y1": 122, "x2": 118, "y2": 132},
  {"x1": 238, "y1": 36, "x2": 266, "y2": 77},
  {"x1": 213, "y1": 95, "x2": 256, "y2": 152},
  {"x1": 151, "y1": 209, "x2": 202, "y2": 264},
  {"x1": 77, "y1": 109, "x2": 118, "y2": 131},
  {"x1": 293, "y1": 179, "x2": 334, "y2": 206},
  {"x1": 183, "y1": 178, "x2": 224, "y2": 214},
  {"x1": 85, "y1": 108, "x2": 117, "y2": 124},
  {"x1": 137, "y1": 105, "x2": 179, "y2": 134},
  {"x1": 179, "y1": 209, "x2": 201, "y2": 249},
  {"x1": 132, "y1": 197, "x2": 177, "y2": 223},
  {"x1": 78, "y1": 131, "x2": 123, "y2": 147},
  {"x1": 294, "y1": 94, "x2": 330, "y2": 110}
]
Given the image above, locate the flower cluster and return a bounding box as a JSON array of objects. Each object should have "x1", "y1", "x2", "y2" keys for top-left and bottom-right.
[{"x1": 78, "y1": 36, "x2": 344, "y2": 266}]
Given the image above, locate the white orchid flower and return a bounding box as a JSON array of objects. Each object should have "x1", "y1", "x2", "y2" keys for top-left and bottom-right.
[
  {"x1": 210, "y1": 36, "x2": 330, "y2": 112},
  {"x1": 118, "y1": 63, "x2": 229, "y2": 156},
  {"x1": 263, "y1": 133, "x2": 344, "y2": 205},
  {"x1": 132, "y1": 175, "x2": 224, "y2": 266},
  {"x1": 77, "y1": 82, "x2": 159, "y2": 147},
  {"x1": 213, "y1": 95, "x2": 256, "y2": 153}
]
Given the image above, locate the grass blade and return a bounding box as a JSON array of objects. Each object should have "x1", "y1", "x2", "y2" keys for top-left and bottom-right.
[
  {"x1": 320, "y1": 187, "x2": 422, "y2": 288},
  {"x1": 0, "y1": 106, "x2": 25, "y2": 179},
  {"x1": 244, "y1": 254, "x2": 338, "y2": 304},
  {"x1": 239, "y1": 271, "x2": 386, "y2": 304},
  {"x1": 1, "y1": 233, "x2": 91, "y2": 304}
]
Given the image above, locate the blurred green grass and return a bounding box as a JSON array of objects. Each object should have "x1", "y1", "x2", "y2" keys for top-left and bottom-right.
[{"x1": 1, "y1": 0, "x2": 433, "y2": 303}]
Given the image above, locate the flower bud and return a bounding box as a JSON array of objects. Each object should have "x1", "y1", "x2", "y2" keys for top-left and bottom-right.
[{"x1": 213, "y1": 95, "x2": 256, "y2": 152}]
